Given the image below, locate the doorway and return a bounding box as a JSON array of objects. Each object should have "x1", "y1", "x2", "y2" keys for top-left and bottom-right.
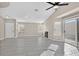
[{"x1": 4, "y1": 19, "x2": 16, "y2": 39}]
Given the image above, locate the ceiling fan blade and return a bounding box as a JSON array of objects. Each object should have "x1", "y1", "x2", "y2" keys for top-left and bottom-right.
[
  {"x1": 58, "y1": 3, "x2": 69, "y2": 6},
  {"x1": 46, "y1": 2, "x2": 54, "y2": 5},
  {"x1": 46, "y1": 6, "x2": 54, "y2": 10},
  {"x1": 55, "y1": 2, "x2": 60, "y2": 5}
]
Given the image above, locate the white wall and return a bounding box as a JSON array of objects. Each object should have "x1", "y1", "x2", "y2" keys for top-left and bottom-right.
[{"x1": 16, "y1": 22, "x2": 44, "y2": 37}]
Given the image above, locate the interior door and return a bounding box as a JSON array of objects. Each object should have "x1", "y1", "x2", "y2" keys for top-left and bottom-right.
[
  {"x1": 64, "y1": 18, "x2": 77, "y2": 46},
  {"x1": 5, "y1": 20, "x2": 16, "y2": 38}
]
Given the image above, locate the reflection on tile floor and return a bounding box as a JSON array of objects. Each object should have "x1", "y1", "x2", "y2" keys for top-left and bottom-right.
[
  {"x1": 48, "y1": 44, "x2": 59, "y2": 51},
  {"x1": 0, "y1": 36, "x2": 64, "y2": 56},
  {"x1": 64, "y1": 43, "x2": 79, "y2": 56},
  {"x1": 40, "y1": 44, "x2": 59, "y2": 56},
  {"x1": 40, "y1": 50, "x2": 55, "y2": 56}
]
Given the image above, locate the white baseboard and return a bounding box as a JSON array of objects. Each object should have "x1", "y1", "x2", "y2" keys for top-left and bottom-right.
[
  {"x1": 48, "y1": 37, "x2": 64, "y2": 42},
  {"x1": 18, "y1": 35, "x2": 40, "y2": 37}
]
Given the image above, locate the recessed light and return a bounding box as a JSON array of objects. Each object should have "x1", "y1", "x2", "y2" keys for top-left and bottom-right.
[{"x1": 34, "y1": 9, "x2": 39, "y2": 12}]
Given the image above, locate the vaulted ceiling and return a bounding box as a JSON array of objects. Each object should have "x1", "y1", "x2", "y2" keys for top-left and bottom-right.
[{"x1": 0, "y1": 2, "x2": 55, "y2": 23}]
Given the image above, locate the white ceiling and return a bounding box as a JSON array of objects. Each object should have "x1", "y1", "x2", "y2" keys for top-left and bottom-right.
[{"x1": 0, "y1": 2, "x2": 55, "y2": 23}]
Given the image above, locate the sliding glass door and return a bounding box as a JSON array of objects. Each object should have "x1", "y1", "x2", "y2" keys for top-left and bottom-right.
[{"x1": 64, "y1": 18, "x2": 77, "y2": 46}]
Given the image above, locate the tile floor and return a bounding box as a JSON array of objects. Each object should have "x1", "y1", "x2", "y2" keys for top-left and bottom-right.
[
  {"x1": 0, "y1": 36, "x2": 64, "y2": 56},
  {"x1": 40, "y1": 44, "x2": 59, "y2": 56}
]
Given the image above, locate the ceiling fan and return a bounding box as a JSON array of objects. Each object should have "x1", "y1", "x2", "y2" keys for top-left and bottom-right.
[{"x1": 46, "y1": 2, "x2": 69, "y2": 10}]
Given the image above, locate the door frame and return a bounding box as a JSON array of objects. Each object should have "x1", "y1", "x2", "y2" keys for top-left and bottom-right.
[{"x1": 4, "y1": 18, "x2": 16, "y2": 39}]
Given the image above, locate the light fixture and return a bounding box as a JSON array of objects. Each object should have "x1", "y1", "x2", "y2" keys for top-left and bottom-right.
[{"x1": 34, "y1": 9, "x2": 39, "y2": 12}]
